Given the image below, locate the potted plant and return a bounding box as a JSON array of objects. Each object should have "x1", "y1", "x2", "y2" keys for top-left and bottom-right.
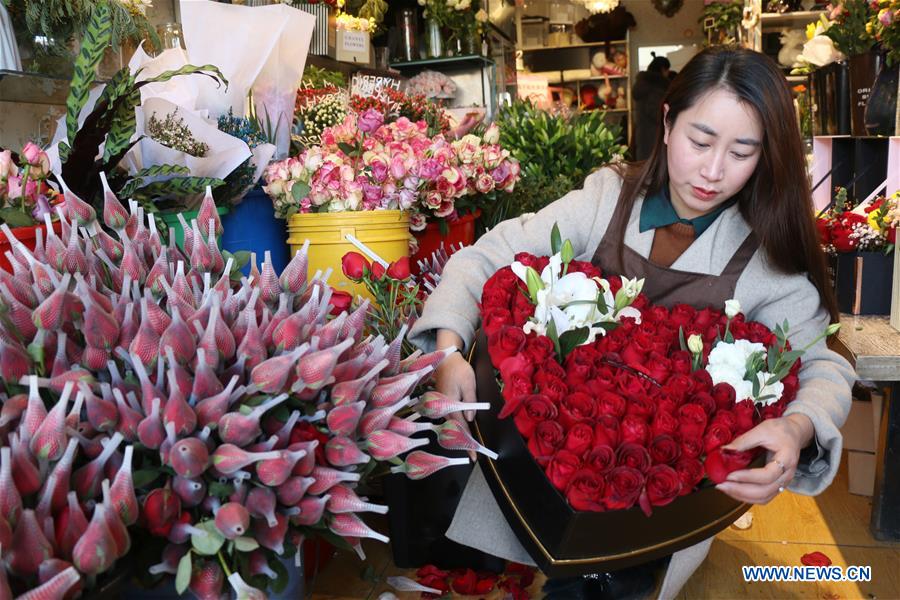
[{"x1": 4, "y1": 0, "x2": 158, "y2": 77}]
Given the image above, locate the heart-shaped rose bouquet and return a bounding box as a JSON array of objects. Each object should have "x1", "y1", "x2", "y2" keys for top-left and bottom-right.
[{"x1": 478, "y1": 225, "x2": 836, "y2": 516}]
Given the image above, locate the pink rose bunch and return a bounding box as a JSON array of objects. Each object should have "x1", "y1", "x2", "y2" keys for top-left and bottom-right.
[
  {"x1": 0, "y1": 143, "x2": 56, "y2": 224},
  {"x1": 263, "y1": 110, "x2": 520, "y2": 230}
]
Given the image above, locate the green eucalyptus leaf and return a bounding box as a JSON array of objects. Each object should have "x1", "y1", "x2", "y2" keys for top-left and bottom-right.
[
  {"x1": 234, "y1": 536, "x2": 259, "y2": 552},
  {"x1": 191, "y1": 520, "x2": 225, "y2": 556},
  {"x1": 291, "y1": 181, "x2": 311, "y2": 203},
  {"x1": 175, "y1": 550, "x2": 192, "y2": 594}
]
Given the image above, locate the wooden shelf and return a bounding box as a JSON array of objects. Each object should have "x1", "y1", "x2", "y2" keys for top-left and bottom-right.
[
  {"x1": 760, "y1": 10, "x2": 826, "y2": 27},
  {"x1": 520, "y1": 40, "x2": 627, "y2": 52}
]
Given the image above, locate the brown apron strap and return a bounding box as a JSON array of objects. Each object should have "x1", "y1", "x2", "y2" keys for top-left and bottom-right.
[
  {"x1": 591, "y1": 195, "x2": 634, "y2": 270},
  {"x1": 720, "y1": 232, "x2": 759, "y2": 279}
]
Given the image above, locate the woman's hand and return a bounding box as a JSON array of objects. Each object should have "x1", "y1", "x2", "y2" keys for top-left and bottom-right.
[
  {"x1": 434, "y1": 350, "x2": 478, "y2": 422},
  {"x1": 714, "y1": 413, "x2": 815, "y2": 505}
]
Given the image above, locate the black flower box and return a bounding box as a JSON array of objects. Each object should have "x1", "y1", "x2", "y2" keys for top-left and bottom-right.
[
  {"x1": 470, "y1": 330, "x2": 757, "y2": 577},
  {"x1": 832, "y1": 251, "x2": 894, "y2": 316}
]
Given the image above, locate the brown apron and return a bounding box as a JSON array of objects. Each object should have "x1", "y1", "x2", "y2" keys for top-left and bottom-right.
[{"x1": 591, "y1": 198, "x2": 759, "y2": 308}]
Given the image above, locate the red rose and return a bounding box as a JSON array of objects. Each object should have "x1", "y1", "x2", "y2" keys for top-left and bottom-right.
[
  {"x1": 417, "y1": 565, "x2": 450, "y2": 580},
  {"x1": 733, "y1": 399, "x2": 757, "y2": 434},
  {"x1": 513, "y1": 394, "x2": 557, "y2": 438},
  {"x1": 564, "y1": 423, "x2": 594, "y2": 456},
  {"x1": 501, "y1": 372, "x2": 533, "y2": 409},
  {"x1": 669, "y1": 304, "x2": 697, "y2": 328},
  {"x1": 747, "y1": 321, "x2": 777, "y2": 346},
  {"x1": 534, "y1": 358, "x2": 567, "y2": 383},
  {"x1": 451, "y1": 568, "x2": 478, "y2": 594},
  {"x1": 474, "y1": 573, "x2": 498, "y2": 594},
  {"x1": 546, "y1": 449, "x2": 583, "y2": 491},
  {"x1": 537, "y1": 376, "x2": 568, "y2": 404},
  {"x1": 499, "y1": 354, "x2": 534, "y2": 382},
  {"x1": 703, "y1": 422, "x2": 733, "y2": 454},
  {"x1": 565, "y1": 469, "x2": 606, "y2": 511},
  {"x1": 616, "y1": 442, "x2": 652, "y2": 473},
  {"x1": 625, "y1": 395, "x2": 657, "y2": 421},
  {"x1": 419, "y1": 574, "x2": 449, "y2": 594},
  {"x1": 564, "y1": 349, "x2": 596, "y2": 386},
  {"x1": 678, "y1": 403, "x2": 708, "y2": 439},
  {"x1": 888, "y1": 227, "x2": 897, "y2": 245},
  {"x1": 615, "y1": 371, "x2": 651, "y2": 400},
  {"x1": 524, "y1": 334, "x2": 556, "y2": 364},
  {"x1": 645, "y1": 464, "x2": 682, "y2": 507},
  {"x1": 690, "y1": 368, "x2": 713, "y2": 392},
  {"x1": 559, "y1": 392, "x2": 597, "y2": 429},
  {"x1": 386, "y1": 256, "x2": 411, "y2": 280},
  {"x1": 815, "y1": 218, "x2": 832, "y2": 245},
  {"x1": 621, "y1": 340, "x2": 648, "y2": 368},
  {"x1": 693, "y1": 307, "x2": 720, "y2": 331},
  {"x1": 488, "y1": 326, "x2": 527, "y2": 366},
  {"x1": 328, "y1": 290, "x2": 352, "y2": 316},
  {"x1": 664, "y1": 374, "x2": 694, "y2": 402},
  {"x1": 605, "y1": 466, "x2": 645, "y2": 510},
  {"x1": 585, "y1": 445, "x2": 616, "y2": 474},
  {"x1": 711, "y1": 382, "x2": 736, "y2": 411},
  {"x1": 482, "y1": 307, "x2": 513, "y2": 337},
  {"x1": 593, "y1": 415, "x2": 620, "y2": 449},
  {"x1": 513, "y1": 252, "x2": 541, "y2": 268},
  {"x1": 711, "y1": 409, "x2": 737, "y2": 435},
  {"x1": 781, "y1": 374, "x2": 799, "y2": 401},
  {"x1": 341, "y1": 251, "x2": 369, "y2": 281},
  {"x1": 481, "y1": 287, "x2": 513, "y2": 313},
  {"x1": 370, "y1": 261, "x2": 386, "y2": 280},
  {"x1": 801, "y1": 551, "x2": 832, "y2": 567},
  {"x1": 648, "y1": 434, "x2": 681, "y2": 465},
  {"x1": 620, "y1": 414, "x2": 650, "y2": 446},
  {"x1": 670, "y1": 350, "x2": 692, "y2": 375},
  {"x1": 646, "y1": 353, "x2": 672, "y2": 385},
  {"x1": 680, "y1": 435, "x2": 703, "y2": 459},
  {"x1": 705, "y1": 448, "x2": 755, "y2": 484},
  {"x1": 673, "y1": 457, "x2": 705, "y2": 494},
  {"x1": 650, "y1": 409, "x2": 679, "y2": 438},
  {"x1": 596, "y1": 390, "x2": 627, "y2": 419},
  {"x1": 527, "y1": 420, "x2": 565, "y2": 465},
  {"x1": 688, "y1": 392, "x2": 716, "y2": 417}
]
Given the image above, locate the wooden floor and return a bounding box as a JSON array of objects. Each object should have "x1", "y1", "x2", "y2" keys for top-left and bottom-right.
[{"x1": 310, "y1": 451, "x2": 900, "y2": 599}]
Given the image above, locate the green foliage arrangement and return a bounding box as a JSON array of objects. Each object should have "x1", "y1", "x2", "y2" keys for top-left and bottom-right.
[{"x1": 488, "y1": 100, "x2": 627, "y2": 225}]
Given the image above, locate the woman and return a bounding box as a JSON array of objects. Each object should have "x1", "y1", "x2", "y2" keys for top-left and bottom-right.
[
  {"x1": 632, "y1": 54, "x2": 671, "y2": 161},
  {"x1": 408, "y1": 46, "x2": 855, "y2": 599}
]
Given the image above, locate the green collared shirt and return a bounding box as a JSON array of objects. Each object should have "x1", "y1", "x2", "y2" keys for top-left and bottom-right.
[{"x1": 638, "y1": 187, "x2": 736, "y2": 235}]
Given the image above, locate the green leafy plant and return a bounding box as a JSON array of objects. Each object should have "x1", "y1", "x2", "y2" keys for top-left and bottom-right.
[
  {"x1": 825, "y1": 0, "x2": 877, "y2": 57},
  {"x1": 300, "y1": 64, "x2": 346, "y2": 89},
  {"x1": 489, "y1": 100, "x2": 626, "y2": 226},
  {"x1": 699, "y1": 0, "x2": 743, "y2": 45},
  {"x1": 55, "y1": 0, "x2": 228, "y2": 215},
  {"x1": 5, "y1": 0, "x2": 159, "y2": 67}
]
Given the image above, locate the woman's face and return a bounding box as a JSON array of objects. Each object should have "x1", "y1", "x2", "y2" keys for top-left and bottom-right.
[{"x1": 663, "y1": 88, "x2": 763, "y2": 220}]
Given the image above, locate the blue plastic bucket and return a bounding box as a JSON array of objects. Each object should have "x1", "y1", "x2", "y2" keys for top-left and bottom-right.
[{"x1": 221, "y1": 187, "x2": 290, "y2": 275}]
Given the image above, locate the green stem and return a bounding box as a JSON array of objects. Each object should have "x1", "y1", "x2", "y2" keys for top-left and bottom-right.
[
  {"x1": 18, "y1": 164, "x2": 31, "y2": 212},
  {"x1": 216, "y1": 550, "x2": 233, "y2": 578}
]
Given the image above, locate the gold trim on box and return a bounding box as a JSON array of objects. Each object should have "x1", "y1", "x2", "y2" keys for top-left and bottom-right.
[{"x1": 468, "y1": 338, "x2": 752, "y2": 567}]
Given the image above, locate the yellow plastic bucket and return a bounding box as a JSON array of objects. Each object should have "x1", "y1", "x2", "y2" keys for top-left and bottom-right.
[{"x1": 286, "y1": 210, "x2": 410, "y2": 299}]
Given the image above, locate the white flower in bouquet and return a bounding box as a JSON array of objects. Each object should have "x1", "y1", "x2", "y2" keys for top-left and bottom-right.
[
  {"x1": 512, "y1": 252, "x2": 642, "y2": 345},
  {"x1": 724, "y1": 298, "x2": 741, "y2": 319},
  {"x1": 706, "y1": 338, "x2": 782, "y2": 405}
]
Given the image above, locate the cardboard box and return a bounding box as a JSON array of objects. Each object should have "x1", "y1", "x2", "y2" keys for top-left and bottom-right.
[
  {"x1": 841, "y1": 398, "x2": 876, "y2": 453},
  {"x1": 848, "y1": 450, "x2": 876, "y2": 496}
]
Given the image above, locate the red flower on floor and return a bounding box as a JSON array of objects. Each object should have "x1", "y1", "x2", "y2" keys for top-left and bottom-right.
[{"x1": 800, "y1": 551, "x2": 832, "y2": 567}]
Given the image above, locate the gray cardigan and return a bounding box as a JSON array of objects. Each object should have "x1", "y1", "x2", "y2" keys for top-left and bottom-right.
[{"x1": 410, "y1": 166, "x2": 855, "y2": 496}]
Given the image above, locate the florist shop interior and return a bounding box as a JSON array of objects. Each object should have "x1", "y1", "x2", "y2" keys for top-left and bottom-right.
[{"x1": 1, "y1": 0, "x2": 900, "y2": 599}]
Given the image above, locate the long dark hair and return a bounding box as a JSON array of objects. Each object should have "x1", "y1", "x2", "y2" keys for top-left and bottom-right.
[{"x1": 611, "y1": 46, "x2": 838, "y2": 322}]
